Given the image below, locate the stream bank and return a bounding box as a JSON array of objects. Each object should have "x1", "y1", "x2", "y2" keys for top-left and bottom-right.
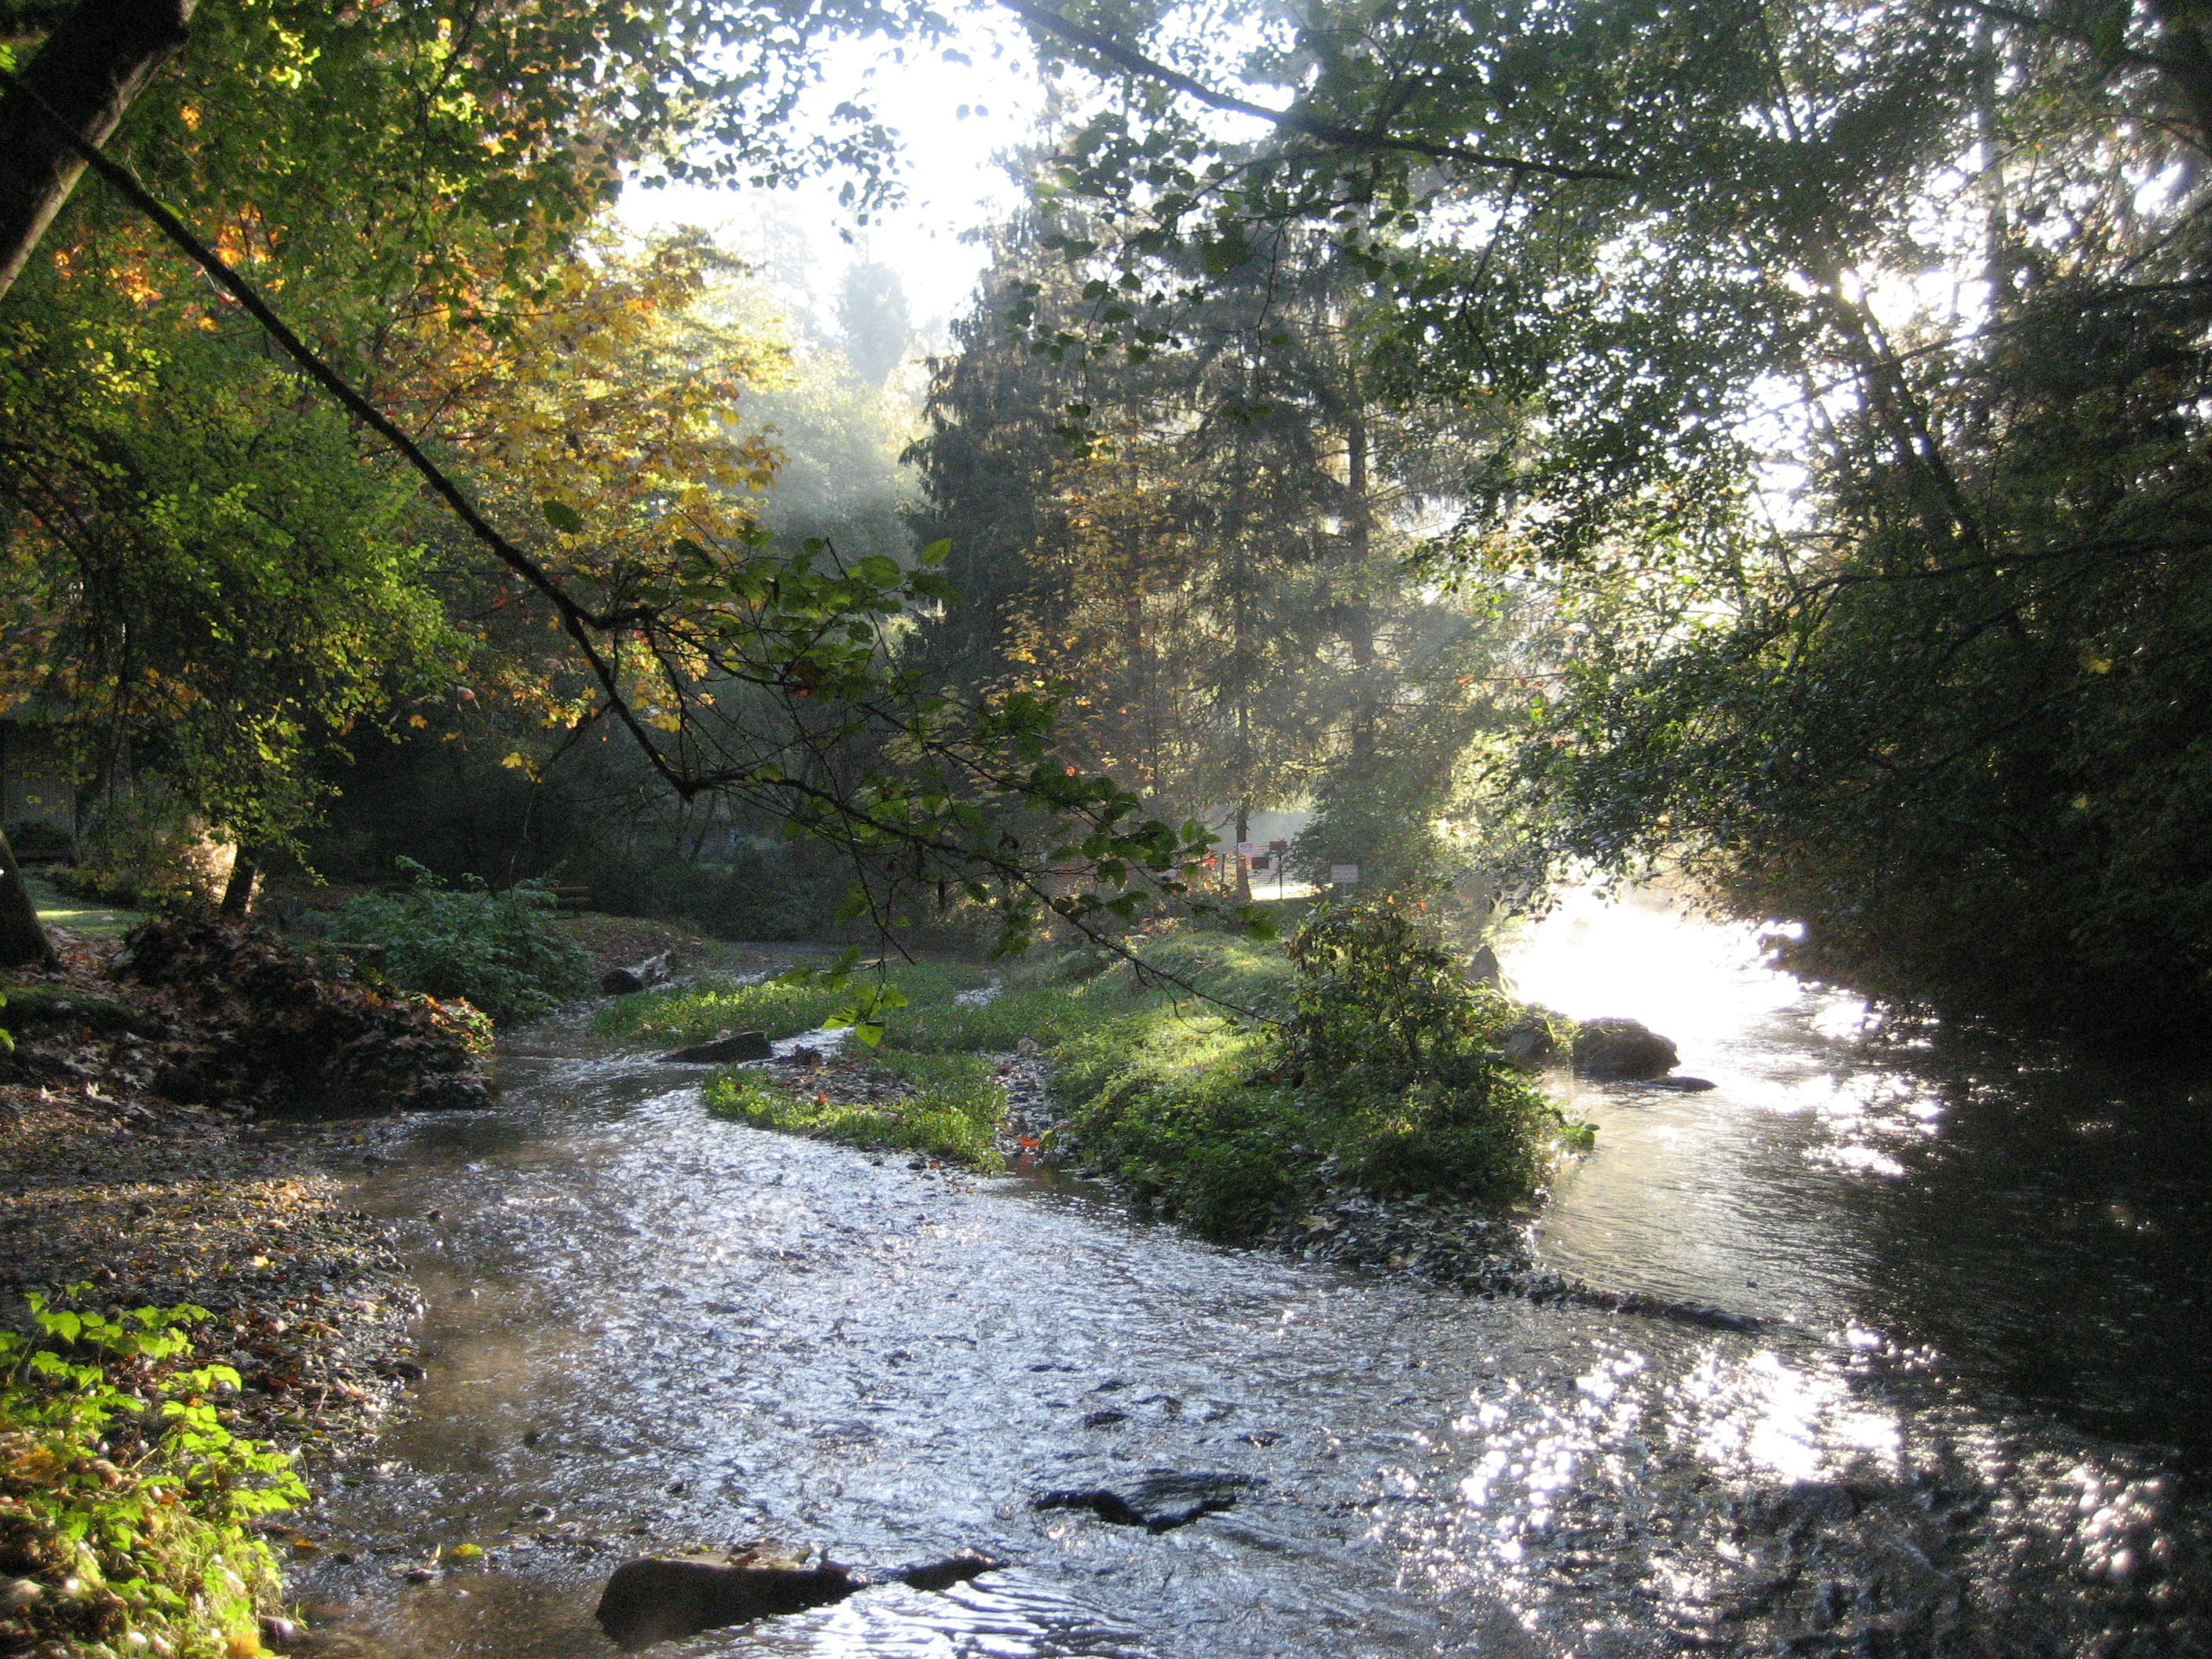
[
  {"x1": 287, "y1": 906, "x2": 2210, "y2": 1657},
  {"x1": 0, "y1": 916, "x2": 748, "y2": 1657}
]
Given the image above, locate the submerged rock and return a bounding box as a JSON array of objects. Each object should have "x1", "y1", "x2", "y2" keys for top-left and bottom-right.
[
  {"x1": 1572, "y1": 1017, "x2": 1679, "y2": 1079},
  {"x1": 1033, "y1": 1470, "x2": 1265, "y2": 1533},
  {"x1": 661, "y1": 1030, "x2": 772, "y2": 1064},
  {"x1": 594, "y1": 1548, "x2": 1002, "y2": 1650}
]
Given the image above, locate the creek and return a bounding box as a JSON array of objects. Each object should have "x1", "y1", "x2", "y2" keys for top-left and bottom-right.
[{"x1": 292, "y1": 892, "x2": 2210, "y2": 1657}]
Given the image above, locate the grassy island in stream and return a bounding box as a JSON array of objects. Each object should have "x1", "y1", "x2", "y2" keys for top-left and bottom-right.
[{"x1": 608, "y1": 902, "x2": 1588, "y2": 1243}]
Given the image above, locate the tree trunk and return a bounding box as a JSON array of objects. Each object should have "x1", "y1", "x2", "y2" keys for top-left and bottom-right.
[
  {"x1": 1342, "y1": 410, "x2": 1377, "y2": 763},
  {"x1": 0, "y1": 0, "x2": 197, "y2": 299},
  {"x1": 219, "y1": 841, "x2": 258, "y2": 917},
  {"x1": 0, "y1": 826, "x2": 58, "y2": 969}
]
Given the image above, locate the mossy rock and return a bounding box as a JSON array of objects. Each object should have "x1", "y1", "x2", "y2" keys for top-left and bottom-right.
[{"x1": 0, "y1": 983, "x2": 149, "y2": 1034}]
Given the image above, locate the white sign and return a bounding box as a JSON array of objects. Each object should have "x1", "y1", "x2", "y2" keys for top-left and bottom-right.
[
  {"x1": 1330, "y1": 864, "x2": 1361, "y2": 885},
  {"x1": 1235, "y1": 841, "x2": 1260, "y2": 858}
]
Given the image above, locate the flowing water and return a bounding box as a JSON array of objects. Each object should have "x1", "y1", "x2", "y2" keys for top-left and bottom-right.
[{"x1": 293, "y1": 895, "x2": 2211, "y2": 1657}]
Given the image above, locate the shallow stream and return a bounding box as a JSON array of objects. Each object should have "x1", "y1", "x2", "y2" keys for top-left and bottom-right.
[{"x1": 294, "y1": 894, "x2": 2210, "y2": 1657}]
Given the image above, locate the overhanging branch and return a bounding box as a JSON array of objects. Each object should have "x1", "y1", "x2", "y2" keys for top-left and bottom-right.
[
  {"x1": 0, "y1": 66, "x2": 1278, "y2": 1024},
  {"x1": 995, "y1": 0, "x2": 1630, "y2": 185}
]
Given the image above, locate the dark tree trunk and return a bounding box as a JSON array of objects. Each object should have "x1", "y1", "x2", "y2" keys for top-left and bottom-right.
[
  {"x1": 220, "y1": 842, "x2": 258, "y2": 916},
  {"x1": 0, "y1": 826, "x2": 58, "y2": 969},
  {"x1": 0, "y1": 0, "x2": 197, "y2": 299}
]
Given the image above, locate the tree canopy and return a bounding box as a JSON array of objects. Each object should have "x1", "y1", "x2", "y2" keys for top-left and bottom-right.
[
  {"x1": 6, "y1": 0, "x2": 2212, "y2": 1026},
  {"x1": 982, "y1": 0, "x2": 2212, "y2": 1028}
]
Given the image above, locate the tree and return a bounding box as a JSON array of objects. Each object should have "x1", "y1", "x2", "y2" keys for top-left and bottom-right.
[
  {"x1": 990, "y1": 0, "x2": 2212, "y2": 1027},
  {"x1": 916, "y1": 209, "x2": 1531, "y2": 906},
  {"x1": 837, "y1": 261, "x2": 914, "y2": 386},
  {"x1": 0, "y1": 0, "x2": 1279, "y2": 983},
  {"x1": 0, "y1": 0, "x2": 193, "y2": 297}
]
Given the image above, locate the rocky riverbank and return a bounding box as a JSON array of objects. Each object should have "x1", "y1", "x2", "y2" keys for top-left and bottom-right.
[
  {"x1": 0, "y1": 919, "x2": 498, "y2": 1655},
  {"x1": 0, "y1": 926, "x2": 438, "y2": 1444}
]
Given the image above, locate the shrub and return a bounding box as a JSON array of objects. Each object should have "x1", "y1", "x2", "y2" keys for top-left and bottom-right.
[
  {"x1": 59, "y1": 785, "x2": 236, "y2": 907},
  {"x1": 0, "y1": 1291, "x2": 304, "y2": 1659},
  {"x1": 333, "y1": 859, "x2": 597, "y2": 1024},
  {"x1": 1063, "y1": 906, "x2": 1574, "y2": 1236}
]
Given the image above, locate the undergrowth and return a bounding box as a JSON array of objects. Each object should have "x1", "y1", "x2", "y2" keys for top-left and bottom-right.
[
  {"x1": 0, "y1": 1291, "x2": 302, "y2": 1659},
  {"x1": 667, "y1": 910, "x2": 1578, "y2": 1238},
  {"x1": 334, "y1": 860, "x2": 598, "y2": 1024}
]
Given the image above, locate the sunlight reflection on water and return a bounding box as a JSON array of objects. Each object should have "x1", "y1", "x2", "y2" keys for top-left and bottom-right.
[{"x1": 297, "y1": 910, "x2": 2212, "y2": 1657}]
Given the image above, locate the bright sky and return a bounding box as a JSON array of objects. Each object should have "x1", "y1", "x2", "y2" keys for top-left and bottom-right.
[{"x1": 621, "y1": 13, "x2": 1044, "y2": 345}]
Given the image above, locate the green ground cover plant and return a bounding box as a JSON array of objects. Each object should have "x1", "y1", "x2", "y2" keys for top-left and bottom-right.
[
  {"x1": 0, "y1": 1291, "x2": 304, "y2": 1659},
  {"x1": 703, "y1": 1050, "x2": 1006, "y2": 1167},
  {"x1": 334, "y1": 861, "x2": 598, "y2": 1024},
  {"x1": 670, "y1": 912, "x2": 1577, "y2": 1236},
  {"x1": 593, "y1": 960, "x2": 992, "y2": 1046}
]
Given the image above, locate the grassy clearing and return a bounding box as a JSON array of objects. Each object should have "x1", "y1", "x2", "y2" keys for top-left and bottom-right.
[
  {"x1": 703, "y1": 1050, "x2": 1006, "y2": 1167},
  {"x1": 678, "y1": 914, "x2": 1577, "y2": 1240},
  {"x1": 594, "y1": 960, "x2": 992, "y2": 1046}
]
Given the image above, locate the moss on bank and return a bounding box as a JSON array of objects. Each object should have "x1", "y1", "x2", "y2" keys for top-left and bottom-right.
[
  {"x1": 668, "y1": 911, "x2": 1584, "y2": 1244},
  {"x1": 704, "y1": 1051, "x2": 1007, "y2": 1167}
]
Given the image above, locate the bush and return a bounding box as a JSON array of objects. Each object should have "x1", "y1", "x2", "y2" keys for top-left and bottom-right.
[
  {"x1": 1062, "y1": 906, "x2": 1573, "y2": 1236},
  {"x1": 333, "y1": 860, "x2": 598, "y2": 1024},
  {"x1": 59, "y1": 786, "x2": 236, "y2": 907},
  {"x1": 0, "y1": 1291, "x2": 304, "y2": 1659}
]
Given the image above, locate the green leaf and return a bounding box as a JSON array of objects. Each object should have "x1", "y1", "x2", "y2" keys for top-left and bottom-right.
[{"x1": 540, "y1": 500, "x2": 584, "y2": 533}]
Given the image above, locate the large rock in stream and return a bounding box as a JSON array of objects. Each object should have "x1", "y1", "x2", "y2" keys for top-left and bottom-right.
[
  {"x1": 601, "y1": 951, "x2": 676, "y2": 995},
  {"x1": 1570, "y1": 1017, "x2": 1679, "y2": 1080},
  {"x1": 659, "y1": 1030, "x2": 772, "y2": 1064},
  {"x1": 594, "y1": 1549, "x2": 1002, "y2": 1650}
]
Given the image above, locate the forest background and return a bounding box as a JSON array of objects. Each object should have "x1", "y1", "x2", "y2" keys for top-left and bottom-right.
[{"x1": 5, "y1": 0, "x2": 2212, "y2": 1037}]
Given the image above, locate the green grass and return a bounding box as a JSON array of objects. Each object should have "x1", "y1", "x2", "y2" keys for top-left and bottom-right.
[
  {"x1": 592, "y1": 959, "x2": 992, "y2": 1046},
  {"x1": 670, "y1": 923, "x2": 1573, "y2": 1240},
  {"x1": 24, "y1": 872, "x2": 145, "y2": 939},
  {"x1": 703, "y1": 1050, "x2": 1007, "y2": 1168}
]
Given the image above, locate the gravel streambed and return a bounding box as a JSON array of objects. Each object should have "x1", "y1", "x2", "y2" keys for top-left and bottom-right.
[{"x1": 0, "y1": 928, "x2": 437, "y2": 1559}]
